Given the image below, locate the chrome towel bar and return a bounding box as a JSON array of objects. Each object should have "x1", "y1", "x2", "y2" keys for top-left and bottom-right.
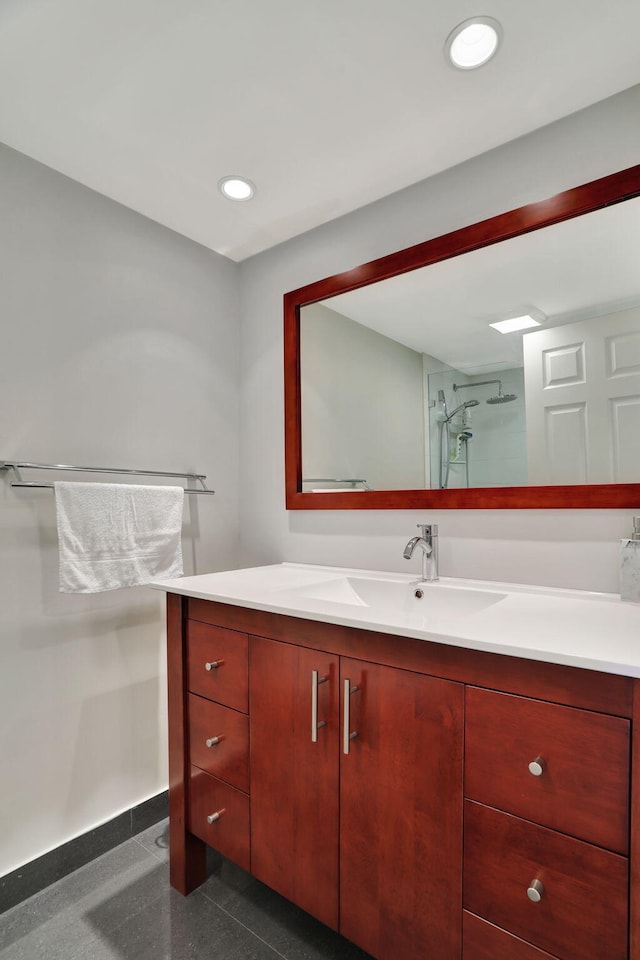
[
  {"x1": 302, "y1": 477, "x2": 371, "y2": 490},
  {"x1": 0, "y1": 461, "x2": 215, "y2": 495}
]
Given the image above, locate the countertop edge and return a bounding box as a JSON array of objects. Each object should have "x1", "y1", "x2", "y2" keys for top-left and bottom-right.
[{"x1": 148, "y1": 564, "x2": 640, "y2": 680}]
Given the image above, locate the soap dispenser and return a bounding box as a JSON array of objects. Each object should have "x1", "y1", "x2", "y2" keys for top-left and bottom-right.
[{"x1": 620, "y1": 517, "x2": 640, "y2": 603}]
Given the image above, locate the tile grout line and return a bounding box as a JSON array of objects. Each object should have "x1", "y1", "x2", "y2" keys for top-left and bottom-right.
[
  {"x1": 0, "y1": 794, "x2": 168, "y2": 916},
  {"x1": 131, "y1": 836, "x2": 169, "y2": 865},
  {"x1": 90, "y1": 843, "x2": 286, "y2": 960},
  {"x1": 197, "y1": 886, "x2": 291, "y2": 960}
]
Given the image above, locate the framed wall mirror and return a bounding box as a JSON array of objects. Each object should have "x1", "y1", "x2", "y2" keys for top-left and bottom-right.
[{"x1": 284, "y1": 165, "x2": 640, "y2": 509}]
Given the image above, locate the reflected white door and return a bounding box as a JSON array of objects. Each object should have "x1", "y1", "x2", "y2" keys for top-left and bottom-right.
[{"x1": 523, "y1": 307, "x2": 640, "y2": 484}]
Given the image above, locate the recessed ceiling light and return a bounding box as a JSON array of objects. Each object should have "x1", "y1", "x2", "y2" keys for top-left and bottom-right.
[
  {"x1": 218, "y1": 176, "x2": 255, "y2": 201},
  {"x1": 490, "y1": 314, "x2": 543, "y2": 334},
  {"x1": 445, "y1": 17, "x2": 503, "y2": 70}
]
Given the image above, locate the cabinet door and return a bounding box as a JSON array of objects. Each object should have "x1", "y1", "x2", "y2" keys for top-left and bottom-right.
[
  {"x1": 339, "y1": 659, "x2": 463, "y2": 960},
  {"x1": 250, "y1": 637, "x2": 340, "y2": 929}
]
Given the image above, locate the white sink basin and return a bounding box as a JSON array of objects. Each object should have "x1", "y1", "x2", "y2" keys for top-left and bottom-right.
[
  {"x1": 150, "y1": 562, "x2": 640, "y2": 678},
  {"x1": 278, "y1": 575, "x2": 507, "y2": 619}
]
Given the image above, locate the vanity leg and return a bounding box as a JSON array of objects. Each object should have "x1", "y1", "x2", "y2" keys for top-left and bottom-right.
[{"x1": 167, "y1": 592, "x2": 207, "y2": 894}]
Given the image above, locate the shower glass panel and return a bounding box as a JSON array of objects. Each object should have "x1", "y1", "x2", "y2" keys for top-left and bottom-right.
[{"x1": 427, "y1": 368, "x2": 527, "y2": 489}]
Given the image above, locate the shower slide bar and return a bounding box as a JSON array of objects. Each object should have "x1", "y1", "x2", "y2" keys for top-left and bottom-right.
[{"x1": 0, "y1": 461, "x2": 215, "y2": 495}]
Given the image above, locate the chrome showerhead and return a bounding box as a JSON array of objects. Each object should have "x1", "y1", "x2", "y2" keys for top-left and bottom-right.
[
  {"x1": 487, "y1": 393, "x2": 517, "y2": 404},
  {"x1": 486, "y1": 387, "x2": 517, "y2": 404},
  {"x1": 454, "y1": 378, "x2": 517, "y2": 403}
]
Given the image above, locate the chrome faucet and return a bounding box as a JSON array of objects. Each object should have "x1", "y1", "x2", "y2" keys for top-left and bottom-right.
[{"x1": 403, "y1": 524, "x2": 439, "y2": 582}]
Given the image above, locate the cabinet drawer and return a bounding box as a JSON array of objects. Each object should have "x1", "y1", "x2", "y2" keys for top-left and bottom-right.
[
  {"x1": 188, "y1": 694, "x2": 249, "y2": 793},
  {"x1": 188, "y1": 766, "x2": 250, "y2": 871},
  {"x1": 465, "y1": 687, "x2": 629, "y2": 853},
  {"x1": 186, "y1": 621, "x2": 248, "y2": 713},
  {"x1": 463, "y1": 912, "x2": 561, "y2": 960},
  {"x1": 463, "y1": 801, "x2": 628, "y2": 960}
]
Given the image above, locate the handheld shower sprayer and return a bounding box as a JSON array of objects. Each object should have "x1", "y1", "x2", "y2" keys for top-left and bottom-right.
[{"x1": 444, "y1": 398, "x2": 479, "y2": 423}]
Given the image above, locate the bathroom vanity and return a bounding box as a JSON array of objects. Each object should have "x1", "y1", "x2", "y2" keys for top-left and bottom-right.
[{"x1": 152, "y1": 563, "x2": 640, "y2": 960}]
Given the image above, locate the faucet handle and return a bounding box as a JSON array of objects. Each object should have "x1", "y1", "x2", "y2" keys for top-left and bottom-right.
[{"x1": 417, "y1": 523, "x2": 438, "y2": 538}]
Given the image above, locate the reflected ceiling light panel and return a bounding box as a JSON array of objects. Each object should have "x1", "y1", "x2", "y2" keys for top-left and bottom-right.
[
  {"x1": 218, "y1": 176, "x2": 255, "y2": 201},
  {"x1": 445, "y1": 17, "x2": 503, "y2": 69},
  {"x1": 489, "y1": 313, "x2": 544, "y2": 334}
]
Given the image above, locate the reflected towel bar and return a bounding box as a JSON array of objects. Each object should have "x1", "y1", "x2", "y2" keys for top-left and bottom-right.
[
  {"x1": 303, "y1": 477, "x2": 371, "y2": 490},
  {"x1": 0, "y1": 461, "x2": 215, "y2": 495}
]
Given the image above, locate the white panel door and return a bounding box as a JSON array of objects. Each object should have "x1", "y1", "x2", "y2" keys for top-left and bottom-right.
[{"x1": 523, "y1": 307, "x2": 640, "y2": 484}]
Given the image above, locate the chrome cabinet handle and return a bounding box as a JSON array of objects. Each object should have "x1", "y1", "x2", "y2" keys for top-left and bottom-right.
[
  {"x1": 205, "y1": 659, "x2": 224, "y2": 671},
  {"x1": 527, "y1": 879, "x2": 544, "y2": 902},
  {"x1": 311, "y1": 670, "x2": 328, "y2": 743},
  {"x1": 343, "y1": 678, "x2": 359, "y2": 755},
  {"x1": 207, "y1": 808, "x2": 225, "y2": 824},
  {"x1": 205, "y1": 735, "x2": 222, "y2": 748},
  {"x1": 528, "y1": 756, "x2": 546, "y2": 777}
]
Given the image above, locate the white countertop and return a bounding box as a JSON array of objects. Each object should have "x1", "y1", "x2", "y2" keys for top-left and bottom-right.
[{"x1": 149, "y1": 562, "x2": 640, "y2": 678}]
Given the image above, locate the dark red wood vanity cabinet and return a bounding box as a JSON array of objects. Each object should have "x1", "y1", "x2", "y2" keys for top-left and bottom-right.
[
  {"x1": 250, "y1": 638, "x2": 463, "y2": 959},
  {"x1": 250, "y1": 640, "x2": 341, "y2": 929},
  {"x1": 166, "y1": 593, "x2": 640, "y2": 960}
]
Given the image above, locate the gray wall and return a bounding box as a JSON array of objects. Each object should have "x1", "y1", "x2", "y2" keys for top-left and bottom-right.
[
  {"x1": 301, "y1": 303, "x2": 425, "y2": 490},
  {"x1": 0, "y1": 143, "x2": 240, "y2": 875},
  {"x1": 238, "y1": 84, "x2": 640, "y2": 591}
]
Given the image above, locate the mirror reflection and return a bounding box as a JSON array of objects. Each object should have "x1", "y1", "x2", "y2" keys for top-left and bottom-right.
[{"x1": 300, "y1": 195, "x2": 640, "y2": 491}]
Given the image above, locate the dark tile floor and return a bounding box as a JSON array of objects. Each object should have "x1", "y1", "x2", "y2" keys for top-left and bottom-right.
[{"x1": 0, "y1": 820, "x2": 372, "y2": 960}]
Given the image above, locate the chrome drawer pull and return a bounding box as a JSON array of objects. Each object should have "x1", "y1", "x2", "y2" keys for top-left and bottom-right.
[
  {"x1": 205, "y1": 660, "x2": 224, "y2": 671},
  {"x1": 528, "y1": 756, "x2": 546, "y2": 777},
  {"x1": 343, "y1": 679, "x2": 359, "y2": 755},
  {"x1": 527, "y1": 879, "x2": 544, "y2": 902},
  {"x1": 207, "y1": 808, "x2": 226, "y2": 824},
  {"x1": 311, "y1": 670, "x2": 328, "y2": 743},
  {"x1": 205, "y1": 736, "x2": 223, "y2": 748}
]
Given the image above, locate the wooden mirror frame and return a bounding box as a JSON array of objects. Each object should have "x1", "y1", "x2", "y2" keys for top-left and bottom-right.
[{"x1": 284, "y1": 164, "x2": 640, "y2": 510}]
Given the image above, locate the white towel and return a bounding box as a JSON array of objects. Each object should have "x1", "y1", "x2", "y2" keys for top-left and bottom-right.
[{"x1": 55, "y1": 481, "x2": 184, "y2": 594}]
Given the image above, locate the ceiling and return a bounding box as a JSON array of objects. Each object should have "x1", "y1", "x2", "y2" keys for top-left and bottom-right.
[{"x1": 1, "y1": 1, "x2": 640, "y2": 262}]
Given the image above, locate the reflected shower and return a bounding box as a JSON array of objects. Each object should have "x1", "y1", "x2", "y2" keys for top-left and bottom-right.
[
  {"x1": 443, "y1": 398, "x2": 479, "y2": 422},
  {"x1": 453, "y1": 379, "x2": 517, "y2": 404},
  {"x1": 437, "y1": 380, "x2": 517, "y2": 489},
  {"x1": 437, "y1": 391, "x2": 480, "y2": 490}
]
